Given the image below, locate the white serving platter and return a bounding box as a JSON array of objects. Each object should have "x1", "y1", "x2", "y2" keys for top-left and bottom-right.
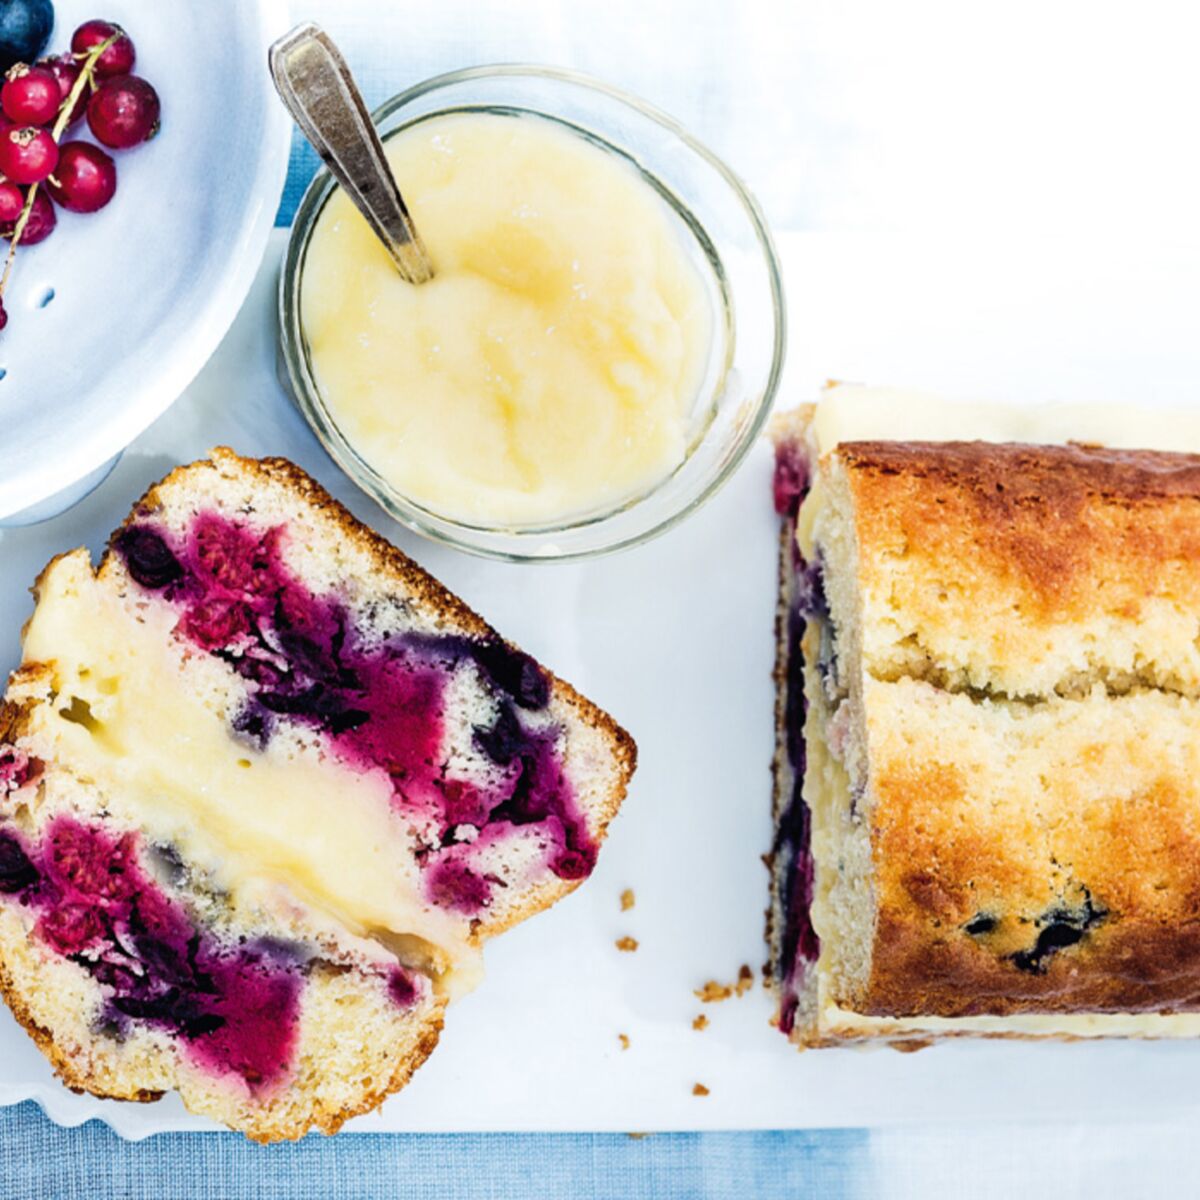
[
  {"x1": 0, "y1": 0, "x2": 291, "y2": 522},
  {"x1": 1, "y1": 230, "x2": 1200, "y2": 1137}
]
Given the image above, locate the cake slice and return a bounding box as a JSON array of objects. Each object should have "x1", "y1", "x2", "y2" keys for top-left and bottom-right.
[
  {"x1": 0, "y1": 448, "x2": 634, "y2": 1139},
  {"x1": 769, "y1": 383, "x2": 1200, "y2": 1045}
]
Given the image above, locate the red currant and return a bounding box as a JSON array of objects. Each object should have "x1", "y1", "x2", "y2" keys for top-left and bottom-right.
[
  {"x1": 0, "y1": 180, "x2": 22, "y2": 221},
  {"x1": 1, "y1": 187, "x2": 56, "y2": 244},
  {"x1": 38, "y1": 54, "x2": 87, "y2": 127},
  {"x1": 0, "y1": 297, "x2": 7, "y2": 331},
  {"x1": 0, "y1": 125, "x2": 57, "y2": 183},
  {"x1": 70, "y1": 20, "x2": 135, "y2": 79},
  {"x1": 46, "y1": 141, "x2": 115, "y2": 212},
  {"x1": 2, "y1": 63, "x2": 59, "y2": 126},
  {"x1": 86, "y1": 75, "x2": 158, "y2": 149}
]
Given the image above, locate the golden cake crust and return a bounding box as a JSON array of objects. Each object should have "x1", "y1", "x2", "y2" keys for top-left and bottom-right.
[
  {"x1": 841, "y1": 439, "x2": 1200, "y2": 698},
  {"x1": 863, "y1": 680, "x2": 1200, "y2": 1018},
  {"x1": 835, "y1": 441, "x2": 1200, "y2": 1021}
]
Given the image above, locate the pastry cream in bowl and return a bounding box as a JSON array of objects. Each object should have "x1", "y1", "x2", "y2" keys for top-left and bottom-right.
[
  {"x1": 301, "y1": 111, "x2": 716, "y2": 528},
  {"x1": 280, "y1": 67, "x2": 785, "y2": 561}
]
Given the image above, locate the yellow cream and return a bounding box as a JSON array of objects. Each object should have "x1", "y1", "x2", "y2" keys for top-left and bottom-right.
[
  {"x1": 22, "y1": 551, "x2": 481, "y2": 991},
  {"x1": 301, "y1": 111, "x2": 716, "y2": 526},
  {"x1": 808, "y1": 381, "x2": 1200, "y2": 455}
]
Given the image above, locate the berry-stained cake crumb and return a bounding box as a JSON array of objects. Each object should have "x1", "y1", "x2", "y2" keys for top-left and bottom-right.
[{"x1": 615, "y1": 936, "x2": 639, "y2": 952}]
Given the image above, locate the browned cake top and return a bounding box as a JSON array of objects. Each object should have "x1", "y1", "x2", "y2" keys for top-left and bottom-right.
[
  {"x1": 839, "y1": 439, "x2": 1200, "y2": 698},
  {"x1": 832, "y1": 440, "x2": 1200, "y2": 1019}
]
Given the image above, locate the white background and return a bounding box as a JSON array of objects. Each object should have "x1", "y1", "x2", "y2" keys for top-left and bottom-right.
[
  {"x1": 4, "y1": 0, "x2": 1200, "y2": 1192},
  {"x1": 288, "y1": 0, "x2": 1200, "y2": 241}
]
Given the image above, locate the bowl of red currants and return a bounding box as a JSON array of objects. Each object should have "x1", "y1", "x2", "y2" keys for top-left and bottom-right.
[{"x1": 0, "y1": 0, "x2": 291, "y2": 524}]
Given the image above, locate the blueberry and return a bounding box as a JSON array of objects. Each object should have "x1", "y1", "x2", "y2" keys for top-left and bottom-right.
[
  {"x1": 797, "y1": 559, "x2": 828, "y2": 619},
  {"x1": 0, "y1": 831, "x2": 37, "y2": 893},
  {"x1": 114, "y1": 526, "x2": 183, "y2": 590},
  {"x1": 232, "y1": 707, "x2": 268, "y2": 746},
  {"x1": 131, "y1": 933, "x2": 193, "y2": 988},
  {"x1": 258, "y1": 685, "x2": 368, "y2": 734},
  {"x1": 472, "y1": 642, "x2": 550, "y2": 710},
  {"x1": 1010, "y1": 893, "x2": 1107, "y2": 974},
  {"x1": 964, "y1": 913, "x2": 997, "y2": 936},
  {"x1": 274, "y1": 628, "x2": 334, "y2": 682},
  {"x1": 178, "y1": 1010, "x2": 226, "y2": 1039},
  {"x1": 1011, "y1": 921, "x2": 1086, "y2": 973},
  {"x1": 111, "y1": 990, "x2": 180, "y2": 1022},
  {"x1": 110, "y1": 986, "x2": 224, "y2": 1039},
  {"x1": 473, "y1": 702, "x2": 527, "y2": 765},
  {"x1": 0, "y1": 0, "x2": 53, "y2": 72}
]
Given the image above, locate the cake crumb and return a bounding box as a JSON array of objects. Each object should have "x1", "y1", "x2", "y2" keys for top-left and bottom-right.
[
  {"x1": 692, "y1": 1083, "x2": 710, "y2": 1097},
  {"x1": 890, "y1": 1039, "x2": 931, "y2": 1054},
  {"x1": 735, "y1": 964, "x2": 754, "y2": 996},
  {"x1": 627, "y1": 1132, "x2": 651, "y2": 1140},
  {"x1": 695, "y1": 965, "x2": 755, "y2": 1003},
  {"x1": 615, "y1": 936, "x2": 639, "y2": 952},
  {"x1": 620, "y1": 888, "x2": 636, "y2": 911},
  {"x1": 618, "y1": 1033, "x2": 630, "y2": 1050},
  {"x1": 692, "y1": 1014, "x2": 709, "y2": 1031}
]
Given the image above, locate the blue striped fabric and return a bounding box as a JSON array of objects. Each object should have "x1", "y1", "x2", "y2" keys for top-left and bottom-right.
[
  {"x1": 0, "y1": 1102, "x2": 871, "y2": 1198},
  {"x1": 277, "y1": 129, "x2": 320, "y2": 227}
]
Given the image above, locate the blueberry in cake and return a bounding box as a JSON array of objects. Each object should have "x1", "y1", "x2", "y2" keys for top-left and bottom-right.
[
  {"x1": 769, "y1": 383, "x2": 1200, "y2": 1045},
  {"x1": 0, "y1": 448, "x2": 634, "y2": 1139}
]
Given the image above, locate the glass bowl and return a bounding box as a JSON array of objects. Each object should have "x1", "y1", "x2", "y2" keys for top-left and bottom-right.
[{"x1": 279, "y1": 65, "x2": 785, "y2": 562}]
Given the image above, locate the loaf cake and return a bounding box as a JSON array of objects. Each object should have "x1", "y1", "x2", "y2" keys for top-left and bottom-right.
[
  {"x1": 769, "y1": 383, "x2": 1200, "y2": 1045},
  {"x1": 0, "y1": 449, "x2": 635, "y2": 1139}
]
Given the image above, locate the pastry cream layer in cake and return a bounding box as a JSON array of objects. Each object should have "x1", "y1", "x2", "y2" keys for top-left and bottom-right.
[
  {"x1": 302, "y1": 110, "x2": 715, "y2": 527},
  {"x1": 807, "y1": 382, "x2": 1200, "y2": 455},
  {"x1": 22, "y1": 551, "x2": 480, "y2": 990}
]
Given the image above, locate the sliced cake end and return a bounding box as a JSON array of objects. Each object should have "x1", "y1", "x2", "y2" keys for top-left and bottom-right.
[
  {"x1": 0, "y1": 447, "x2": 636, "y2": 1137},
  {"x1": 769, "y1": 385, "x2": 1200, "y2": 1046}
]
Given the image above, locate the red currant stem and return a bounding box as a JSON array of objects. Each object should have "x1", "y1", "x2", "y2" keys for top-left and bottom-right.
[
  {"x1": 0, "y1": 32, "x2": 120, "y2": 300},
  {"x1": 52, "y1": 32, "x2": 119, "y2": 140},
  {"x1": 0, "y1": 183, "x2": 38, "y2": 285}
]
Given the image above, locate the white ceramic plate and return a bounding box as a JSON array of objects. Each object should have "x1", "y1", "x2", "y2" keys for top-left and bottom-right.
[
  {"x1": 0, "y1": 0, "x2": 291, "y2": 522},
  {"x1": 2, "y1": 232, "x2": 1200, "y2": 1137}
]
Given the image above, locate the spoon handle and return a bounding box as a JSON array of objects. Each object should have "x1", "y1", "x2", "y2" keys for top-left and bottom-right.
[{"x1": 269, "y1": 23, "x2": 434, "y2": 285}]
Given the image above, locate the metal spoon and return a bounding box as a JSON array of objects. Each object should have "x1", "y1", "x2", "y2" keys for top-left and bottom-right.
[{"x1": 269, "y1": 22, "x2": 434, "y2": 285}]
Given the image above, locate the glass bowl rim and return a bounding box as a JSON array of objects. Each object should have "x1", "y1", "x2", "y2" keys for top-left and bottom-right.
[{"x1": 278, "y1": 62, "x2": 787, "y2": 563}]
